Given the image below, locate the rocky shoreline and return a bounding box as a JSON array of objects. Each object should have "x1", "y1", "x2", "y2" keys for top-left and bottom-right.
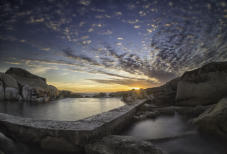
[{"x1": 0, "y1": 61, "x2": 227, "y2": 154}]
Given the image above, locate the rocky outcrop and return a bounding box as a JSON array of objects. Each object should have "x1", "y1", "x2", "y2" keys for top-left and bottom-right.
[
  {"x1": 47, "y1": 85, "x2": 59, "y2": 100},
  {"x1": 176, "y1": 62, "x2": 227, "y2": 106},
  {"x1": 193, "y1": 98, "x2": 227, "y2": 139},
  {"x1": 0, "y1": 73, "x2": 20, "y2": 101},
  {"x1": 85, "y1": 135, "x2": 164, "y2": 154},
  {"x1": 0, "y1": 67, "x2": 59, "y2": 102},
  {"x1": 145, "y1": 77, "x2": 180, "y2": 105}
]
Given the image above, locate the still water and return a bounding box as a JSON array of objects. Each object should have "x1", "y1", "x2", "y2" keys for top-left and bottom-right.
[
  {"x1": 0, "y1": 98, "x2": 125, "y2": 121},
  {"x1": 123, "y1": 114, "x2": 227, "y2": 154}
]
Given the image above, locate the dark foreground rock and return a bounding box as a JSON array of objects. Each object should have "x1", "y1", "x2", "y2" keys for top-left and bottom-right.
[
  {"x1": 0, "y1": 132, "x2": 28, "y2": 154},
  {"x1": 176, "y1": 62, "x2": 227, "y2": 106},
  {"x1": 193, "y1": 98, "x2": 227, "y2": 139},
  {"x1": 145, "y1": 78, "x2": 180, "y2": 106},
  {"x1": 0, "y1": 67, "x2": 59, "y2": 102},
  {"x1": 85, "y1": 135, "x2": 164, "y2": 154}
]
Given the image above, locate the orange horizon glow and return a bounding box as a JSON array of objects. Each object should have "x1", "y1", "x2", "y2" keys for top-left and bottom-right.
[{"x1": 47, "y1": 81, "x2": 156, "y2": 93}]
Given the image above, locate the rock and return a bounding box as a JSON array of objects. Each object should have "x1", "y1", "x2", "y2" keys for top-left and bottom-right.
[
  {"x1": 4, "y1": 67, "x2": 59, "y2": 102},
  {"x1": 5, "y1": 67, "x2": 46, "y2": 89},
  {"x1": 134, "y1": 111, "x2": 160, "y2": 120},
  {"x1": 0, "y1": 73, "x2": 18, "y2": 89},
  {"x1": 4, "y1": 87, "x2": 20, "y2": 101},
  {"x1": 0, "y1": 73, "x2": 20, "y2": 101},
  {"x1": 85, "y1": 135, "x2": 164, "y2": 154},
  {"x1": 176, "y1": 62, "x2": 227, "y2": 106},
  {"x1": 145, "y1": 78, "x2": 180, "y2": 105},
  {"x1": 47, "y1": 85, "x2": 59, "y2": 99},
  {"x1": 40, "y1": 136, "x2": 75, "y2": 152},
  {"x1": 193, "y1": 98, "x2": 227, "y2": 139},
  {"x1": 22, "y1": 84, "x2": 32, "y2": 101},
  {"x1": 175, "y1": 105, "x2": 211, "y2": 118},
  {"x1": 0, "y1": 81, "x2": 4, "y2": 100},
  {"x1": 0, "y1": 132, "x2": 17, "y2": 154}
]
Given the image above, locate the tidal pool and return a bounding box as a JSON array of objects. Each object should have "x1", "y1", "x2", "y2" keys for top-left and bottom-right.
[
  {"x1": 123, "y1": 114, "x2": 227, "y2": 154},
  {"x1": 0, "y1": 98, "x2": 125, "y2": 121}
]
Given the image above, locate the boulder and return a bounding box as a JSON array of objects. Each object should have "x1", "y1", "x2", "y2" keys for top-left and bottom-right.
[
  {"x1": 85, "y1": 135, "x2": 164, "y2": 154},
  {"x1": 176, "y1": 62, "x2": 227, "y2": 106},
  {"x1": 193, "y1": 98, "x2": 227, "y2": 139}
]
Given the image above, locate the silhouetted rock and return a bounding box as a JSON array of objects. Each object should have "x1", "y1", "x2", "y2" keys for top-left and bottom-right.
[
  {"x1": 93, "y1": 92, "x2": 107, "y2": 98},
  {"x1": 176, "y1": 62, "x2": 227, "y2": 106},
  {"x1": 85, "y1": 135, "x2": 164, "y2": 154},
  {"x1": 193, "y1": 98, "x2": 227, "y2": 139},
  {"x1": 58, "y1": 90, "x2": 82, "y2": 98},
  {"x1": 145, "y1": 78, "x2": 180, "y2": 105}
]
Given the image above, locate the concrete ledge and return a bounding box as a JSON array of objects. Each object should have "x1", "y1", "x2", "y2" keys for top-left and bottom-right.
[{"x1": 0, "y1": 100, "x2": 145, "y2": 152}]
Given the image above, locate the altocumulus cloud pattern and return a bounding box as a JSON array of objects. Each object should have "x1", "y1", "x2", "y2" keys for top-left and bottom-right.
[{"x1": 0, "y1": 0, "x2": 227, "y2": 90}]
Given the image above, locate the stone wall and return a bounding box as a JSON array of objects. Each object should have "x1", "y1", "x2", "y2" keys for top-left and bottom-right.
[{"x1": 0, "y1": 100, "x2": 145, "y2": 152}]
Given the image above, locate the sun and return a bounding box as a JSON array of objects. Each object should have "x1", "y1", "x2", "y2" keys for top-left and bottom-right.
[{"x1": 131, "y1": 87, "x2": 140, "y2": 90}]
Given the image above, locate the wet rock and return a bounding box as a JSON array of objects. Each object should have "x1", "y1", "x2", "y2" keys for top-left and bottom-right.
[
  {"x1": 134, "y1": 111, "x2": 160, "y2": 120},
  {"x1": 176, "y1": 62, "x2": 227, "y2": 106},
  {"x1": 193, "y1": 98, "x2": 227, "y2": 139},
  {"x1": 85, "y1": 135, "x2": 164, "y2": 154}
]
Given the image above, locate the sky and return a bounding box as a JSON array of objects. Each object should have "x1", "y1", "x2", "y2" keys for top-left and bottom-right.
[{"x1": 0, "y1": 0, "x2": 227, "y2": 93}]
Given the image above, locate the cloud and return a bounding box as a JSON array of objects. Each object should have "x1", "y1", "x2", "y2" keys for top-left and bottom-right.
[
  {"x1": 79, "y1": 0, "x2": 91, "y2": 6},
  {"x1": 90, "y1": 78, "x2": 159, "y2": 88},
  {"x1": 62, "y1": 48, "x2": 100, "y2": 66}
]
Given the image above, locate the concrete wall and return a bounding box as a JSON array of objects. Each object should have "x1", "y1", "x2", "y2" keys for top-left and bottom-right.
[{"x1": 0, "y1": 100, "x2": 145, "y2": 152}]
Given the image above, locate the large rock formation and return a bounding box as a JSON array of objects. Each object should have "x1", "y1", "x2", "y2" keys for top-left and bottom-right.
[
  {"x1": 0, "y1": 67, "x2": 59, "y2": 102},
  {"x1": 176, "y1": 62, "x2": 227, "y2": 106},
  {"x1": 145, "y1": 77, "x2": 180, "y2": 106},
  {"x1": 0, "y1": 73, "x2": 20, "y2": 101},
  {"x1": 85, "y1": 135, "x2": 164, "y2": 154},
  {"x1": 193, "y1": 98, "x2": 227, "y2": 139}
]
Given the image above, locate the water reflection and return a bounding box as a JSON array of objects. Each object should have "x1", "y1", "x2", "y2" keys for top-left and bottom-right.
[
  {"x1": 0, "y1": 98, "x2": 125, "y2": 121},
  {"x1": 124, "y1": 114, "x2": 191, "y2": 139},
  {"x1": 123, "y1": 114, "x2": 227, "y2": 154}
]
